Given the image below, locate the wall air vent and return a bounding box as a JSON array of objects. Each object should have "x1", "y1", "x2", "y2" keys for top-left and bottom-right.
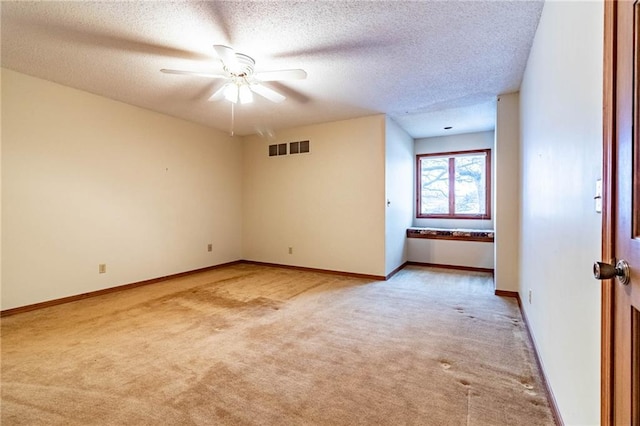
[
  {"x1": 268, "y1": 140, "x2": 310, "y2": 157},
  {"x1": 289, "y1": 140, "x2": 310, "y2": 155},
  {"x1": 268, "y1": 143, "x2": 288, "y2": 157}
]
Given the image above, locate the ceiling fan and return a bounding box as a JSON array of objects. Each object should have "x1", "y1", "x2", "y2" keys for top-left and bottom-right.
[{"x1": 161, "y1": 45, "x2": 307, "y2": 104}]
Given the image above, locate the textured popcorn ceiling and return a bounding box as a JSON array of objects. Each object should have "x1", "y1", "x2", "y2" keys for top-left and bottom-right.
[{"x1": 0, "y1": 1, "x2": 543, "y2": 138}]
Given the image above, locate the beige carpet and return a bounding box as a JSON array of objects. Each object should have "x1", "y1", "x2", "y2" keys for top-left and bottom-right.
[{"x1": 1, "y1": 264, "x2": 554, "y2": 425}]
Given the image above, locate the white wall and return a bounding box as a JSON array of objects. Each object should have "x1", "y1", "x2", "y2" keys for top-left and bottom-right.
[
  {"x1": 519, "y1": 2, "x2": 603, "y2": 424},
  {"x1": 242, "y1": 115, "x2": 386, "y2": 277},
  {"x1": 384, "y1": 117, "x2": 414, "y2": 275},
  {"x1": 407, "y1": 239, "x2": 494, "y2": 270},
  {"x1": 1, "y1": 69, "x2": 243, "y2": 310},
  {"x1": 494, "y1": 93, "x2": 520, "y2": 291},
  {"x1": 410, "y1": 131, "x2": 495, "y2": 269}
]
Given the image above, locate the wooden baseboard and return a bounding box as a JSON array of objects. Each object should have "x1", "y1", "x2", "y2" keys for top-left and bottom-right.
[
  {"x1": 385, "y1": 262, "x2": 408, "y2": 280},
  {"x1": 406, "y1": 261, "x2": 494, "y2": 274},
  {"x1": 0, "y1": 260, "x2": 243, "y2": 317},
  {"x1": 496, "y1": 291, "x2": 564, "y2": 426},
  {"x1": 241, "y1": 260, "x2": 386, "y2": 281},
  {"x1": 494, "y1": 289, "x2": 519, "y2": 299}
]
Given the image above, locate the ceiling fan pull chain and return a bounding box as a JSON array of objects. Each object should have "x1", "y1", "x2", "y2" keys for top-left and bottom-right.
[{"x1": 230, "y1": 102, "x2": 235, "y2": 137}]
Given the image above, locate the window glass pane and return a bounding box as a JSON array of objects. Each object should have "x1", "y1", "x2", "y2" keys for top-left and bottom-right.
[
  {"x1": 454, "y1": 155, "x2": 486, "y2": 215},
  {"x1": 420, "y1": 157, "x2": 449, "y2": 214}
]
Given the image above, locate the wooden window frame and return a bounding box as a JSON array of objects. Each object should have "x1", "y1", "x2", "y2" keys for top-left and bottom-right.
[{"x1": 416, "y1": 149, "x2": 492, "y2": 220}]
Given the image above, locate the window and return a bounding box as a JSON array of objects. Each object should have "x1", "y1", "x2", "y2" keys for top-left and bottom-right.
[{"x1": 416, "y1": 149, "x2": 491, "y2": 219}]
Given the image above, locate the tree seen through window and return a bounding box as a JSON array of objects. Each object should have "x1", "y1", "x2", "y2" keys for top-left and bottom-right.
[{"x1": 417, "y1": 149, "x2": 490, "y2": 218}]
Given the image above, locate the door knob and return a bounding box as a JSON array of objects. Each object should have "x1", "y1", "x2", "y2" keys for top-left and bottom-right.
[{"x1": 593, "y1": 260, "x2": 630, "y2": 285}]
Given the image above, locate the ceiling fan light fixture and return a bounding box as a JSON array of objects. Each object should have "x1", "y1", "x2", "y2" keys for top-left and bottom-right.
[
  {"x1": 239, "y1": 85, "x2": 254, "y2": 104},
  {"x1": 223, "y1": 83, "x2": 239, "y2": 103}
]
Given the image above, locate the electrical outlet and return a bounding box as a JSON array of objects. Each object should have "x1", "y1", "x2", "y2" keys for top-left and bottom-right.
[
  {"x1": 99, "y1": 264, "x2": 106, "y2": 274},
  {"x1": 528, "y1": 290, "x2": 532, "y2": 304},
  {"x1": 207, "y1": 244, "x2": 212, "y2": 252},
  {"x1": 288, "y1": 247, "x2": 293, "y2": 255}
]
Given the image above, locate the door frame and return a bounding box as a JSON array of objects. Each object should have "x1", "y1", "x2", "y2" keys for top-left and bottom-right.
[{"x1": 601, "y1": 1, "x2": 617, "y2": 424}]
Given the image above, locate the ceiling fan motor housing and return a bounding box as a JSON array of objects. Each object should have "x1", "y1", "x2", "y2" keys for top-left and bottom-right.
[{"x1": 226, "y1": 53, "x2": 255, "y2": 78}]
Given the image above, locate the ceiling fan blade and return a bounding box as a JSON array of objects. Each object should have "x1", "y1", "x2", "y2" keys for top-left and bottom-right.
[
  {"x1": 213, "y1": 44, "x2": 239, "y2": 70},
  {"x1": 161, "y1": 69, "x2": 227, "y2": 79},
  {"x1": 250, "y1": 84, "x2": 286, "y2": 103},
  {"x1": 254, "y1": 69, "x2": 307, "y2": 82},
  {"x1": 208, "y1": 84, "x2": 228, "y2": 101}
]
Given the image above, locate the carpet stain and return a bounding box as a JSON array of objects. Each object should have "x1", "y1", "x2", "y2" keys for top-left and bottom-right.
[{"x1": 440, "y1": 361, "x2": 452, "y2": 370}]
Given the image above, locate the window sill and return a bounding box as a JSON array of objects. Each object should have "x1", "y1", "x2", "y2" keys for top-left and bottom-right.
[{"x1": 406, "y1": 227, "x2": 494, "y2": 243}]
